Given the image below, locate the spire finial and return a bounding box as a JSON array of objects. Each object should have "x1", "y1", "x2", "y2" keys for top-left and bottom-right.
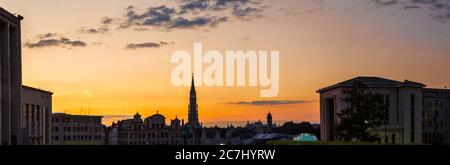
[{"x1": 190, "y1": 73, "x2": 196, "y2": 92}]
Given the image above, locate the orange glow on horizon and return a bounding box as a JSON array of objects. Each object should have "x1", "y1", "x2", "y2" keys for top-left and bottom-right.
[{"x1": 2, "y1": 0, "x2": 449, "y2": 127}]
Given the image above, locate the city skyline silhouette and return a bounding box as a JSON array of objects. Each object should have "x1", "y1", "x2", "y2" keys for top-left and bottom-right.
[{"x1": 1, "y1": 0, "x2": 449, "y2": 126}]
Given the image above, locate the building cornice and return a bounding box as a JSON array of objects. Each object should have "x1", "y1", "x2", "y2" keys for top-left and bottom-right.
[
  {"x1": 0, "y1": 7, "x2": 22, "y2": 25},
  {"x1": 22, "y1": 85, "x2": 53, "y2": 95}
]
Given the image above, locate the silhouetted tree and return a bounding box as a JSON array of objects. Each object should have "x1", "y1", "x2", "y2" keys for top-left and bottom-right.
[
  {"x1": 335, "y1": 81, "x2": 388, "y2": 142},
  {"x1": 274, "y1": 121, "x2": 319, "y2": 136}
]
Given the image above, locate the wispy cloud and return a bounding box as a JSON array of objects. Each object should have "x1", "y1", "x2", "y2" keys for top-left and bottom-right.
[
  {"x1": 25, "y1": 34, "x2": 88, "y2": 49},
  {"x1": 113, "y1": 0, "x2": 267, "y2": 31},
  {"x1": 277, "y1": 0, "x2": 329, "y2": 17},
  {"x1": 79, "y1": 16, "x2": 117, "y2": 35},
  {"x1": 79, "y1": 26, "x2": 109, "y2": 34},
  {"x1": 103, "y1": 115, "x2": 132, "y2": 119},
  {"x1": 119, "y1": 5, "x2": 229, "y2": 30},
  {"x1": 370, "y1": 0, "x2": 450, "y2": 22},
  {"x1": 278, "y1": 0, "x2": 450, "y2": 23},
  {"x1": 225, "y1": 100, "x2": 315, "y2": 106},
  {"x1": 125, "y1": 41, "x2": 174, "y2": 49},
  {"x1": 372, "y1": 0, "x2": 398, "y2": 7},
  {"x1": 101, "y1": 17, "x2": 115, "y2": 25},
  {"x1": 36, "y1": 33, "x2": 58, "y2": 39}
]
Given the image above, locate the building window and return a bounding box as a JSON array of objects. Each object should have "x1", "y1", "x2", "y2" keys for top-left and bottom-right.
[
  {"x1": 36, "y1": 105, "x2": 41, "y2": 121},
  {"x1": 325, "y1": 97, "x2": 335, "y2": 140},
  {"x1": 384, "y1": 95, "x2": 391, "y2": 124}
]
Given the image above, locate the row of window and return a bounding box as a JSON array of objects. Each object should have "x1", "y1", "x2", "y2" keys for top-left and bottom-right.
[
  {"x1": 23, "y1": 104, "x2": 49, "y2": 121},
  {"x1": 52, "y1": 135, "x2": 103, "y2": 141},
  {"x1": 423, "y1": 132, "x2": 446, "y2": 140},
  {"x1": 126, "y1": 123, "x2": 167, "y2": 130},
  {"x1": 52, "y1": 117, "x2": 101, "y2": 124},
  {"x1": 121, "y1": 132, "x2": 181, "y2": 139},
  {"x1": 425, "y1": 99, "x2": 445, "y2": 109},
  {"x1": 124, "y1": 140, "x2": 183, "y2": 145},
  {"x1": 423, "y1": 120, "x2": 445, "y2": 128},
  {"x1": 52, "y1": 126, "x2": 103, "y2": 133}
]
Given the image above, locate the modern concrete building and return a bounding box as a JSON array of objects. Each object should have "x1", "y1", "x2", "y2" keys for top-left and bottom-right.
[
  {"x1": 318, "y1": 76, "x2": 450, "y2": 144},
  {"x1": 20, "y1": 85, "x2": 52, "y2": 145},
  {"x1": 317, "y1": 77, "x2": 425, "y2": 144},
  {"x1": 0, "y1": 7, "x2": 23, "y2": 145},
  {"x1": 51, "y1": 113, "x2": 105, "y2": 145}
]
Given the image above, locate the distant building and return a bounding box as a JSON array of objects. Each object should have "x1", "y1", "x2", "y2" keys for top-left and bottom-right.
[
  {"x1": 105, "y1": 122, "x2": 118, "y2": 145},
  {"x1": 202, "y1": 126, "x2": 254, "y2": 145},
  {"x1": 267, "y1": 112, "x2": 273, "y2": 131},
  {"x1": 0, "y1": 7, "x2": 23, "y2": 145},
  {"x1": 107, "y1": 75, "x2": 204, "y2": 145},
  {"x1": 113, "y1": 112, "x2": 183, "y2": 145},
  {"x1": 318, "y1": 76, "x2": 450, "y2": 144},
  {"x1": 248, "y1": 133, "x2": 291, "y2": 145},
  {"x1": 20, "y1": 85, "x2": 53, "y2": 145},
  {"x1": 51, "y1": 113, "x2": 105, "y2": 145},
  {"x1": 245, "y1": 112, "x2": 276, "y2": 133}
]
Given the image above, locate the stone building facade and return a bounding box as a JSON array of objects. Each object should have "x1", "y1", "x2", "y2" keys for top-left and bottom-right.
[
  {"x1": 20, "y1": 85, "x2": 52, "y2": 145},
  {"x1": 318, "y1": 77, "x2": 424, "y2": 144},
  {"x1": 51, "y1": 113, "x2": 105, "y2": 145},
  {"x1": 422, "y1": 88, "x2": 450, "y2": 144},
  {"x1": 318, "y1": 77, "x2": 450, "y2": 144},
  {"x1": 114, "y1": 112, "x2": 183, "y2": 145},
  {"x1": 0, "y1": 7, "x2": 23, "y2": 145}
]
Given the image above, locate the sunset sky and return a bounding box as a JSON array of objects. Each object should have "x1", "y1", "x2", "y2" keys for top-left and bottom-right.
[{"x1": 1, "y1": 0, "x2": 450, "y2": 126}]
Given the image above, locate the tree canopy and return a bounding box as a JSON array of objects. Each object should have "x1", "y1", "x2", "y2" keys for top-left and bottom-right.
[{"x1": 335, "y1": 81, "x2": 389, "y2": 142}]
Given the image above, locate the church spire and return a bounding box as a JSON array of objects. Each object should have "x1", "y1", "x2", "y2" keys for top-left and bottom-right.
[
  {"x1": 190, "y1": 73, "x2": 196, "y2": 94},
  {"x1": 188, "y1": 73, "x2": 200, "y2": 128}
]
